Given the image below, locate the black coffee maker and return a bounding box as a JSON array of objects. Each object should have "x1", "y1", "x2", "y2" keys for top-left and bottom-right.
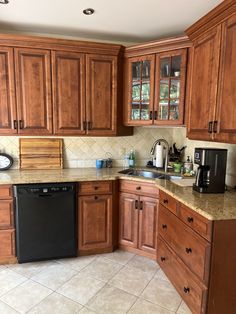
[{"x1": 193, "y1": 148, "x2": 227, "y2": 193}]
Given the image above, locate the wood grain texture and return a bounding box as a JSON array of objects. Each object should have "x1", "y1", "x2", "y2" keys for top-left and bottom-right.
[
  {"x1": 0, "y1": 185, "x2": 13, "y2": 199},
  {"x1": 0, "y1": 229, "x2": 15, "y2": 259},
  {"x1": 159, "y1": 190, "x2": 178, "y2": 215},
  {"x1": 119, "y1": 180, "x2": 159, "y2": 197},
  {"x1": 78, "y1": 181, "x2": 113, "y2": 195},
  {"x1": 0, "y1": 200, "x2": 14, "y2": 229},
  {"x1": 19, "y1": 138, "x2": 63, "y2": 169}
]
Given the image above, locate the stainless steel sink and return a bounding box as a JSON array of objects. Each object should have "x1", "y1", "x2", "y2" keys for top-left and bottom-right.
[{"x1": 118, "y1": 169, "x2": 168, "y2": 179}]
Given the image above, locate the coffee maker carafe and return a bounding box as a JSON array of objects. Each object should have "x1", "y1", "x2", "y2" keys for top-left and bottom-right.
[{"x1": 193, "y1": 148, "x2": 227, "y2": 193}]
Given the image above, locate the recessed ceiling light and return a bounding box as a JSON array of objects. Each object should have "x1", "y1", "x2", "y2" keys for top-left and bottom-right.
[
  {"x1": 83, "y1": 8, "x2": 95, "y2": 16},
  {"x1": 0, "y1": 0, "x2": 9, "y2": 4}
]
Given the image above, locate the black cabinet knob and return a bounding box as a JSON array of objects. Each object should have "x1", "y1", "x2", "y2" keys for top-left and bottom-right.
[
  {"x1": 162, "y1": 224, "x2": 167, "y2": 229},
  {"x1": 187, "y1": 217, "x2": 193, "y2": 223},
  {"x1": 163, "y1": 199, "x2": 168, "y2": 204},
  {"x1": 94, "y1": 186, "x2": 98, "y2": 190},
  {"x1": 186, "y1": 248, "x2": 192, "y2": 254},
  {"x1": 94, "y1": 196, "x2": 98, "y2": 200},
  {"x1": 160, "y1": 257, "x2": 165, "y2": 262},
  {"x1": 183, "y1": 287, "x2": 190, "y2": 294},
  {"x1": 136, "y1": 186, "x2": 141, "y2": 190}
]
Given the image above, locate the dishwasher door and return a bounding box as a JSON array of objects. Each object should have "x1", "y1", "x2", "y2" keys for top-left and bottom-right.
[{"x1": 14, "y1": 183, "x2": 77, "y2": 263}]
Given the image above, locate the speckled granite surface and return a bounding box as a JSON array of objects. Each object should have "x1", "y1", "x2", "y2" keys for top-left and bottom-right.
[{"x1": 0, "y1": 168, "x2": 236, "y2": 221}]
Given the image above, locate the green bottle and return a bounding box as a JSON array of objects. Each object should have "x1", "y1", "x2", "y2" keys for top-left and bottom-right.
[{"x1": 129, "y1": 149, "x2": 135, "y2": 168}]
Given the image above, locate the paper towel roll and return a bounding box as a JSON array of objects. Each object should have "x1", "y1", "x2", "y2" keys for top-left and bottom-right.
[{"x1": 155, "y1": 144, "x2": 163, "y2": 168}]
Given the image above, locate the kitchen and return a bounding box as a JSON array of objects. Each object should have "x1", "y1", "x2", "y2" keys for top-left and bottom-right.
[{"x1": 0, "y1": 0, "x2": 236, "y2": 313}]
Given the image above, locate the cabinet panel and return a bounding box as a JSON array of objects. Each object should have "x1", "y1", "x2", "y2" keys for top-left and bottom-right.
[
  {"x1": 0, "y1": 185, "x2": 13, "y2": 200},
  {"x1": 138, "y1": 196, "x2": 158, "y2": 255},
  {"x1": 187, "y1": 26, "x2": 221, "y2": 140},
  {"x1": 79, "y1": 181, "x2": 113, "y2": 195},
  {"x1": 0, "y1": 47, "x2": 17, "y2": 134},
  {"x1": 14, "y1": 48, "x2": 52, "y2": 134},
  {"x1": 215, "y1": 13, "x2": 236, "y2": 142},
  {"x1": 86, "y1": 54, "x2": 117, "y2": 135},
  {"x1": 52, "y1": 51, "x2": 86, "y2": 135},
  {"x1": 0, "y1": 200, "x2": 14, "y2": 229},
  {"x1": 0, "y1": 229, "x2": 15, "y2": 258},
  {"x1": 79, "y1": 195, "x2": 112, "y2": 251},
  {"x1": 119, "y1": 192, "x2": 138, "y2": 248},
  {"x1": 119, "y1": 180, "x2": 159, "y2": 197}
]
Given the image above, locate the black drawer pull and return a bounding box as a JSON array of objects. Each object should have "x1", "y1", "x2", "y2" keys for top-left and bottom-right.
[
  {"x1": 208, "y1": 121, "x2": 213, "y2": 133},
  {"x1": 139, "y1": 201, "x2": 143, "y2": 210},
  {"x1": 187, "y1": 217, "x2": 193, "y2": 223},
  {"x1": 19, "y1": 120, "x2": 24, "y2": 129},
  {"x1": 94, "y1": 186, "x2": 98, "y2": 190},
  {"x1": 186, "y1": 248, "x2": 192, "y2": 254},
  {"x1": 154, "y1": 111, "x2": 157, "y2": 120},
  {"x1": 213, "y1": 120, "x2": 218, "y2": 133},
  {"x1": 149, "y1": 111, "x2": 153, "y2": 120},
  {"x1": 163, "y1": 199, "x2": 168, "y2": 204},
  {"x1": 162, "y1": 224, "x2": 167, "y2": 229},
  {"x1": 94, "y1": 196, "x2": 98, "y2": 200},
  {"x1": 136, "y1": 186, "x2": 141, "y2": 190},
  {"x1": 13, "y1": 120, "x2": 18, "y2": 129},
  {"x1": 183, "y1": 287, "x2": 190, "y2": 294},
  {"x1": 160, "y1": 256, "x2": 165, "y2": 262},
  {"x1": 135, "y1": 200, "x2": 139, "y2": 210}
]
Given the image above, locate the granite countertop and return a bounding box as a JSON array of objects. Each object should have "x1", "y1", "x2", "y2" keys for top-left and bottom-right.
[{"x1": 0, "y1": 167, "x2": 236, "y2": 221}]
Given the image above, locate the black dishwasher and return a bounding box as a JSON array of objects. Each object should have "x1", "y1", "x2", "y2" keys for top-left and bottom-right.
[{"x1": 14, "y1": 183, "x2": 77, "y2": 263}]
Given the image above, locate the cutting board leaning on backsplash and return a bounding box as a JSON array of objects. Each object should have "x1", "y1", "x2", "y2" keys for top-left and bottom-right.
[{"x1": 19, "y1": 138, "x2": 63, "y2": 169}]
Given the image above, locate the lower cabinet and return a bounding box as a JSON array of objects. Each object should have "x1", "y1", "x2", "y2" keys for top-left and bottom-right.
[
  {"x1": 78, "y1": 181, "x2": 118, "y2": 255},
  {"x1": 119, "y1": 180, "x2": 159, "y2": 257}
]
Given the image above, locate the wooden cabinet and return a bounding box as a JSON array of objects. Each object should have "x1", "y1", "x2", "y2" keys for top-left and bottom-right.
[
  {"x1": 78, "y1": 181, "x2": 118, "y2": 255},
  {"x1": 119, "y1": 180, "x2": 158, "y2": 257},
  {"x1": 186, "y1": 2, "x2": 236, "y2": 143},
  {"x1": 124, "y1": 37, "x2": 190, "y2": 126},
  {"x1": 0, "y1": 185, "x2": 16, "y2": 264},
  {"x1": 14, "y1": 48, "x2": 53, "y2": 135}
]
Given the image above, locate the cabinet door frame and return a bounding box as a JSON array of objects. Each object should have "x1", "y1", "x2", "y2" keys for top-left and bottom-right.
[
  {"x1": 154, "y1": 49, "x2": 187, "y2": 125},
  {"x1": 125, "y1": 54, "x2": 155, "y2": 126},
  {"x1": 52, "y1": 50, "x2": 86, "y2": 135},
  {"x1": 0, "y1": 47, "x2": 17, "y2": 134},
  {"x1": 14, "y1": 47, "x2": 53, "y2": 135}
]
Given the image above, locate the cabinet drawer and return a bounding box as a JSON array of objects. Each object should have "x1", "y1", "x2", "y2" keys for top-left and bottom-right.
[
  {"x1": 179, "y1": 203, "x2": 212, "y2": 241},
  {"x1": 157, "y1": 237, "x2": 207, "y2": 314},
  {"x1": 0, "y1": 229, "x2": 15, "y2": 258},
  {"x1": 158, "y1": 205, "x2": 211, "y2": 284},
  {"x1": 0, "y1": 185, "x2": 13, "y2": 200},
  {"x1": 78, "y1": 181, "x2": 113, "y2": 195},
  {"x1": 119, "y1": 180, "x2": 159, "y2": 197},
  {"x1": 159, "y1": 190, "x2": 177, "y2": 215},
  {"x1": 0, "y1": 200, "x2": 14, "y2": 229}
]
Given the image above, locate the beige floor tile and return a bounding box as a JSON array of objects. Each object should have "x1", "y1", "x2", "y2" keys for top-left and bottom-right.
[
  {"x1": 127, "y1": 255, "x2": 159, "y2": 276},
  {"x1": 101, "y1": 250, "x2": 135, "y2": 265},
  {"x1": 0, "y1": 269, "x2": 27, "y2": 297},
  {"x1": 0, "y1": 300, "x2": 20, "y2": 314},
  {"x1": 7, "y1": 261, "x2": 56, "y2": 279},
  {"x1": 87, "y1": 284, "x2": 137, "y2": 314},
  {"x1": 56, "y1": 256, "x2": 96, "y2": 271},
  {"x1": 79, "y1": 257, "x2": 122, "y2": 282},
  {"x1": 31, "y1": 263, "x2": 77, "y2": 290},
  {"x1": 141, "y1": 277, "x2": 181, "y2": 312},
  {"x1": 28, "y1": 292, "x2": 83, "y2": 314},
  {"x1": 79, "y1": 307, "x2": 98, "y2": 314},
  {"x1": 155, "y1": 268, "x2": 170, "y2": 282},
  {"x1": 177, "y1": 301, "x2": 192, "y2": 314},
  {"x1": 0, "y1": 280, "x2": 52, "y2": 313},
  {"x1": 109, "y1": 266, "x2": 151, "y2": 296},
  {"x1": 57, "y1": 273, "x2": 105, "y2": 305},
  {"x1": 128, "y1": 298, "x2": 174, "y2": 314}
]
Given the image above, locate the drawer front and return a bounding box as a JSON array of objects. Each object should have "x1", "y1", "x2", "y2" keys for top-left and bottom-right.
[
  {"x1": 0, "y1": 185, "x2": 13, "y2": 200},
  {"x1": 159, "y1": 190, "x2": 177, "y2": 215},
  {"x1": 119, "y1": 180, "x2": 159, "y2": 197},
  {"x1": 0, "y1": 229, "x2": 15, "y2": 258},
  {"x1": 158, "y1": 205, "x2": 211, "y2": 284},
  {"x1": 157, "y1": 237, "x2": 207, "y2": 314},
  {"x1": 79, "y1": 181, "x2": 113, "y2": 195},
  {"x1": 179, "y1": 203, "x2": 212, "y2": 241},
  {"x1": 0, "y1": 200, "x2": 14, "y2": 229}
]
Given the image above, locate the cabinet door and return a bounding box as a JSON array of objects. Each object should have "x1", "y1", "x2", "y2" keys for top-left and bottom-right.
[
  {"x1": 79, "y1": 195, "x2": 112, "y2": 251},
  {"x1": 155, "y1": 49, "x2": 187, "y2": 125},
  {"x1": 0, "y1": 229, "x2": 15, "y2": 258},
  {"x1": 187, "y1": 26, "x2": 221, "y2": 140},
  {"x1": 215, "y1": 14, "x2": 236, "y2": 143},
  {"x1": 125, "y1": 55, "x2": 155, "y2": 125},
  {"x1": 138, "y1": 196, "x2": 158, "y2": 255},
  {"x1": 14, "y1": 48, "x2": 52, "y2": 134},
  {"x1": 86, "y1": 54, "x2": 117, "y2": 135},
  {"x1": 52, "y1": 51, "x2": 86, "y2": 135},
  {"x1": 0, "y1": 47, "x2": 17, "y2": 134},
  {"x1": 119, "y1": 192, "x2": 139, "y2": 248}
]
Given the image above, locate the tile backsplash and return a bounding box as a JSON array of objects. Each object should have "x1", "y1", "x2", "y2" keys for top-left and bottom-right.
[{"x1": 0, "y1": 126, "x2": 236, "y2": 187}]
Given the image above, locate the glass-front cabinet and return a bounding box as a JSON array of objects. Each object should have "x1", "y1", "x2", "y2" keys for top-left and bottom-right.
[
  {"x1": 154, "y1": 49, "x2": 187, "y2": 125},
  {"x1": 127, "y1": 55, "x2": 155, "y2": 125}
]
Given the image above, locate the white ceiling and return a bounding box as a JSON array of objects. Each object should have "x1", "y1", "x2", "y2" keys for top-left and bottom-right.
[{"x1": 0, "y1": 0, "x2": 223, "y2": 44}]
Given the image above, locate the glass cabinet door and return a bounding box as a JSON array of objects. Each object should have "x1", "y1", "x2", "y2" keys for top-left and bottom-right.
[
  {"x1": 155, "y1": 50, "x2": 187, "y2": 125},
  {"x1": 129, "y1": 55, "x2": 155, "y2": 124}
]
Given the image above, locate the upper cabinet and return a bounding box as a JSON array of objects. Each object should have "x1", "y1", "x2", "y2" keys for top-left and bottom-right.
[
  {"x1": 186, "y1": 0, "x2": 236, "y2": 143},
  {"x1": 123, "y1": 37, "x2": 190, "y2": 126}
]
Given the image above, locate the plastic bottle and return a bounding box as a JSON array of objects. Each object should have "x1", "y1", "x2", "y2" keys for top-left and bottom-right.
[
  {"x1": 184, "y1": 156, "x2": 193, "y2": 174},
  {"x1": 129, "y1": 149, "x2": 136, "y2": 168}
]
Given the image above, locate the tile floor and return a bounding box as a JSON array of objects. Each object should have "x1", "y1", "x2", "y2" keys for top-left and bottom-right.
[{"x1": 0, "y1": 250, "x2": 192, "y2": 314}]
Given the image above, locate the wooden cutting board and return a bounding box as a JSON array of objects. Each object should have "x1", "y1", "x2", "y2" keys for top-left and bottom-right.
[{"x1": 19, "y1": 138, "x2": 63, "y2": 170}]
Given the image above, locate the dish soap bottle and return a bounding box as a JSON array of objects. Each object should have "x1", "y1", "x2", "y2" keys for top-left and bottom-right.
[
  {"x1": 184, "y1": 156, "x2": 193, "y2": 174},
  {"x1": 129, "y1": 149, "x2": 136, "y2": 168}
]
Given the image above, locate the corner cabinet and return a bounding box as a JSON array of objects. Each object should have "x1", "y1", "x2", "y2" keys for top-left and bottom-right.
[
  {"x1": 186, "y1": 2, "x2": 236, "y2": 143},
  {"x1": 123, "y1": 37, "x2": 190, "y2": 126}
]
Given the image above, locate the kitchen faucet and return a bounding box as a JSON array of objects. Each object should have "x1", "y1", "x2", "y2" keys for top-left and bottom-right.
[{"x1": 150, "y1": 139, "x2": 170, "y2": 173}]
